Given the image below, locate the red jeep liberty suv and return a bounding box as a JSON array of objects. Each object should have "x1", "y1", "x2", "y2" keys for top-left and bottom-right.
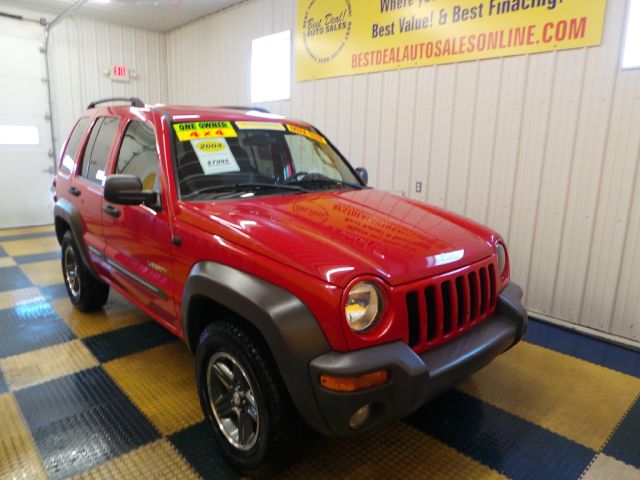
[{"x1": 54, "y1": 97, "x2": 527, "y2": 476}]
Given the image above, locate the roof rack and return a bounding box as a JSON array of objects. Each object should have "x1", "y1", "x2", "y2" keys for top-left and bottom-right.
[
  {"x1": 87, "y1": 97, "x2": 145, "y2": 109},
  {"x1": 219, "y1": 106, "x2": 271, "y2": 114}
]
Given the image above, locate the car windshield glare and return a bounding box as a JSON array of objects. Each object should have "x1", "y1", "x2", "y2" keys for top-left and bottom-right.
[{"x1": 172, "y1": 120, "x2": 362, "y2": 200}]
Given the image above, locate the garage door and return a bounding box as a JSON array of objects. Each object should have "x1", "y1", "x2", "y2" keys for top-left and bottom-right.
[{"x1": 0, "y1": 16, "x2": 54, "y2": 228}]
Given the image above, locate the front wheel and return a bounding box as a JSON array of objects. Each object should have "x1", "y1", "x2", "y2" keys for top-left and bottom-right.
[
  {"x1": 196, "y1": 320, "x2": 308, "y2": 477},
  {"x1": 61, "y1": 231, "x2": 109, "y2": 311}
]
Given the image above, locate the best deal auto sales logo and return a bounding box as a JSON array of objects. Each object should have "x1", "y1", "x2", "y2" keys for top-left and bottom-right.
[{"x1": 302, "y1": 0, "x2": 352, "y2": 64}]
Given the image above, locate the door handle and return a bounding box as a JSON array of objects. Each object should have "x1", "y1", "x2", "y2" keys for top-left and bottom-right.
[
  {"x1": 69, "y1": 186, "x2": 81, "y2": 197},
  {"x1": 102, "y1": 204, "x2": 121, "y2": 218}
]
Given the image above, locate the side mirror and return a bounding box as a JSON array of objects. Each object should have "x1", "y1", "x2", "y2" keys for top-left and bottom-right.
[
  {"x1": 104, "y1": 174, "x2": 157, "y2": 206},
  {"x1": 355, "y1": 167, "x2": 369, "y2": 186}
]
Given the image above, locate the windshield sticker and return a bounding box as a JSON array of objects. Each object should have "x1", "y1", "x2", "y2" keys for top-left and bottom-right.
[
  {"x1": 235, "y1": 121, "x2": 285, "y2": 131},
  {"x1": 191, "y1": 138, "x2": 240, "y2": 175},
  {"x1": 286, "y1": 124, "x2": 327, "y2": 144},
  {"x1": 173, "y1": 121, "x2": 237, "y2": 141}
]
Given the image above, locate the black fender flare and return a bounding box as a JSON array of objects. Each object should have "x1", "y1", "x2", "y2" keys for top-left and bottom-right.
[
  {"x1": 53, "y1": 198, "x2": 99, "y2": 278},
  {"x1": 182, "y1": 261, "x2": 333, "y2": 435}
]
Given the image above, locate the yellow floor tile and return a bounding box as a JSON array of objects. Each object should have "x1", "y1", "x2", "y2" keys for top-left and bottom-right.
[
  {"x1": 0, "y1": 225, "x2": 54, "y2": 238},
  {"x1": 0, "y1": 236, "x2": 59, "y2": 256},
  {"x1": 0, "y1": 340, "x2": 99, "y2": 391},
  {"x1": 52, "y1": 293, "x2": 148, "y2": 338},
  {"x1": 0, "y1": 257, "x2": 17, "y2": 268},
  {"x1": 582, "y1": 453, "x2": 640, "y2": 480},
  {"x1": 20, "y1": 260, "x2": 63, "y2": 287},
  {"x1": 73, "y1": 440, "x2": 199, "y2": 480},
  {"x1": 104, "y1": 342, "x2": 203, "y2": 436},
  {"x1": 0, "y1": 288, "x2": 44, "y2": 310},
  {"x1": 458, "y1": 342, "x2": 640, "y2": 450},
  {"x1": 0, "y1": 394, "x2": 47, "y2": 479},
  {"x1": 278, "y1": 422, "x2": 507, "y2": 480}
]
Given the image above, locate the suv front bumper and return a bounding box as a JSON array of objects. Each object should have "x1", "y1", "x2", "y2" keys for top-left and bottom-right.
[{"x1": 308, "y1": 282, "x2": 527, "y2": 436}]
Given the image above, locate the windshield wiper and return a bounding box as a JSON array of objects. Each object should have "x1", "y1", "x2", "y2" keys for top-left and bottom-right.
[
  {"x1": 183, "y1": 183, "x2": 309, "y2": 200},
  {"x1": 286, "y1": 178, "x2": 365, "y2": 190}
]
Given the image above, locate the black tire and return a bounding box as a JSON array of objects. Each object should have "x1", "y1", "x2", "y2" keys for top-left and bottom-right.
[
  {"x1": 196, "y1": 320, "x2": 308, "y2": 477},
  {"x1": 61, "y1": 231, "x2": 109, "y2": 311}
]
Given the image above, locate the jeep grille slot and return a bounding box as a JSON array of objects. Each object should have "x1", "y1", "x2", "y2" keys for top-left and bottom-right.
[
  {"x1": 405, "y1": 257, "x2": 500, "y2": 353},
  {"x1": 406, "y1": 291, "x2": 420, "y2": 347},
  {"x1": 455, "y1": 276, "x2": 466, "y2": 329},
  {"x1": 479, "y1": 267, "x2": 489, "y2": 315},
  {"x1": 468, "y1": 271, "x2": 478, "y2": 321},
  {"x1": 441, "y1": 281, "x2": 452, "y2": 335},
  {"x1": 425, "y1": 286, "x2": 438, "y2": 342}
]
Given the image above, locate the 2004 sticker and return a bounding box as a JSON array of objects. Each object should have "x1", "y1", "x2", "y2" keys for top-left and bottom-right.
[
  {"x1": 195, "y1": 140, "x2": 226, "y2": 153},
  {"x1": 286, "y1": 124, "x2": 327, "y2": 144},
  {"x1": 173, "y1": 121, "x2": 237, "y2": 141}
]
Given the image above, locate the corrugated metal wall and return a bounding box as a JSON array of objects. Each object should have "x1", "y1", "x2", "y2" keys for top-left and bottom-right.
[
  {"x1": 49, "y1": 16, "x2": 168, "y2": 155},
  {"x1": 166, "y1": 0, "x2": 640, "y2": 344}
]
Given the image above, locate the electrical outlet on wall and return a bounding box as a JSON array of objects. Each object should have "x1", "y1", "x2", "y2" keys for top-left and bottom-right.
[{"x1": 415, "y1": 181, "x2": 423, "y2": 193}]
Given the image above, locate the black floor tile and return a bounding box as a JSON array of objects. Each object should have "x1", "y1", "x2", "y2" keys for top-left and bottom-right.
[
  {"x1": 603, "y1": 397, "x2": 640, "y2": 469},
  {"x1": 0, "y1": 369, "x2": 7, "y2": 394},
  {"x1": 526, "y1": 319, "x2": 640, "y2": 378},
  {"x1": 405, "y1": 390, "x2": 596, "y2": 480},
  {"x1": 0, "y1": 266, "x2": 33, "y2": 292},
  {"x1": 15, "y1": 367, "x2": 125, "y2": 429},
  {"x1": 14, "y1": 251, "x2": 60, "y2": 265},
  {"x1": 0, "y1": 302, "x2": 74, "y2": 358},
  {"x1": 40, "y1": 283, "x2": 70, "y2": 301},
  {"x1": 169, "y1": 421, "x2": 239, "y2": 480},
  {"x1": 15, "y1": 367, "x2": 160, "y2": 479},
  {"x1": 83, "y1": 321, "x2": 176, "y2": 363},
  {"x1": 32, "y1": 403, "x2": 159, "y2": 480}
]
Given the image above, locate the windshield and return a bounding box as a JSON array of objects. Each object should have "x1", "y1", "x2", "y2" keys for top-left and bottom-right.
[{"x1": 171, "y1": 120, "x2": 363, "y2": 200}]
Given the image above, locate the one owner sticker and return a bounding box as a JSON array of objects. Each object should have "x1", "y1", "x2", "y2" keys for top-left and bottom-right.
[
  {"x1": 191, "y1": 138, "x2": 240, "y2": 175},
  {"x1": 173, "y1": 121, "x2": 237, "y2": 141}
]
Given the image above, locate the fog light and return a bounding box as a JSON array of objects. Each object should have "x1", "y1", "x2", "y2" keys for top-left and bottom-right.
[{"x1": 349, "y1": 405, "x2": 370, "y2": 430}]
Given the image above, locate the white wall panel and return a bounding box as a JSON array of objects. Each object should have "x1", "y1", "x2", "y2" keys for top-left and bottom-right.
[
  {"x1": 165, "y1": 0, "x2": 640, "y2": 344},
  {"x1": 48, "y1": 16, "x2": 168, "y2": 156},
  {"x1": 0, "y1": 6, "x2": 57, "y2": 227}
]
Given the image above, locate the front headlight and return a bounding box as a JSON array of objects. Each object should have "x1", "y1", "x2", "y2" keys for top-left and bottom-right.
[
  {"x1": 497, "y1": 243, "x2": 507, "y2": 277},
  {"x1": 345, "y1": 281, "x2": 382, "y2": 332}
]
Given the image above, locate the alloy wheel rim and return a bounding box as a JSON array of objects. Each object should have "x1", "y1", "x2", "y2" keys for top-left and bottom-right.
[
  {"x1": 206, "y1": 351, "x2": 260, "y2": 451},
  {"x1": 64, "y1": 245, "x2": 81, "y2": 298}
]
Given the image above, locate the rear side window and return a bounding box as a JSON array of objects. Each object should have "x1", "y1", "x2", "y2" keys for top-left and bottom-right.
[
  {"x1": 59, "y1": 117, "x2": 90, "y2": 174},
  {"x1": 116, "y1": 121, "x2": 160, "y2": 191},
  {"x1": 81, "y1": 116, "x2": 120, "y2": 185}
]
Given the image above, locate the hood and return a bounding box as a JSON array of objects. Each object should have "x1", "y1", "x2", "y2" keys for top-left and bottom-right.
[{"x1": 179, "y1": 189, "x2": 496, "y2": 287}]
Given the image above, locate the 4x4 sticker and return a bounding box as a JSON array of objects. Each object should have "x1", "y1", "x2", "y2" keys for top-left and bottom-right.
[
  {"x1": 173, "y1": 121, "x2": 237, "y2": 141},
  {"x1": 235, "y1": 121, "x2": 285, "y2": 131},
  {"x1": 286, "y1": 124, "x2": 327, "y2": 144},
  {"x1": 191, "y1": 138, "x2": 240, "y2": 175}
]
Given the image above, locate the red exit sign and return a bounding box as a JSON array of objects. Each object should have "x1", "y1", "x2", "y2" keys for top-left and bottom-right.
[{"x1": 110, "y1": 65, "x2": 129, "y2": 82}]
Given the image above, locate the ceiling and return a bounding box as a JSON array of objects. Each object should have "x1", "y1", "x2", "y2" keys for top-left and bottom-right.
[{"x1": 0, "y1": 0, "x2": 246, "y2": 32}]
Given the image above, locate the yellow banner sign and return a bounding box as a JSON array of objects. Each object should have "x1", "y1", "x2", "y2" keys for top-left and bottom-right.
[
  {"x1": 296, "y1": 0, "x2": 607, "y2": 80},
  {"x1": 286, "y1": 124, "x2": 328, "y2": 144}
]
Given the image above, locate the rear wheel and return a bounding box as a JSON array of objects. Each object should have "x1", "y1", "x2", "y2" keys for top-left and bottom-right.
[
  {"x1": 61, "y1": 231, "x2": 109, "y2": 311},
  {"x1": 196, "y1": 320, "x2": 308, "y2": 477}
]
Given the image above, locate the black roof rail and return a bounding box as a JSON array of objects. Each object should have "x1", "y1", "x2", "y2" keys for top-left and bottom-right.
[
  {"x1": 219, "y1": 105, "x2": 271, "y2": 114},
  {"x1": 87, "y1": 97, "x2": 145, "y2": 109}
]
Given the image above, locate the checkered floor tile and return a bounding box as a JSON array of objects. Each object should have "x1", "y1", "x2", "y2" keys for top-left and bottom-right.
[{"x1": 0, "y1": 225, "x2": 639, "y2": 479}]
